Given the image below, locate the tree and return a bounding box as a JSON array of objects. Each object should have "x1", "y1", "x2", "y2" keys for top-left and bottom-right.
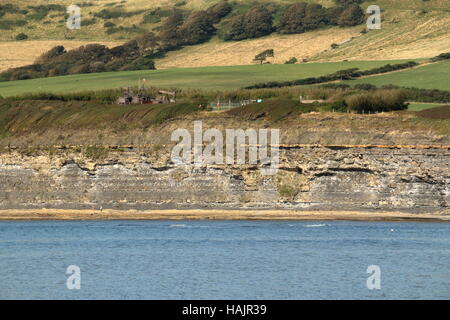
[
  {"x1": 225, "y1": 5, "x2": 273, "y2": 40},
  {"x1": 277, "y1": 2, "x2": 308, "y2": 34},
  {"x1": 278, "y1": 3, "x2": 327, "y2": 34},
  {"x1": 178, "y1": 10, "x2": 216, "y2": 45},
  {"x1": 253, "y1": 49, "x2": 274, "y2": 64},
  {"x1": 206, "y1": 0, "x2": 232, "y2": 23},
  {"x1": 134, "y1": 32, "x2": 159, "y2": 57},
  {"x1": 225, "y1": 15, "x2": 248, "y2": 40},
  {"x1": 326, "y1": 6, "x2": 346, "y2": 25},
  {"x1": 338, "y1": 4, "x2": 365, "y2": 27},
  {"x1": 244, "y1": 5, "x2": 273, "y2": 39},
  {"x1": 35, "y1": 45, "x2": 66, "y2": 64},
  {"x1": 302, "y1": 3, "x2": 328, "y2": 30},
  {"x1": 159, "y1": 11, "x2": 184, "y2": 50}
]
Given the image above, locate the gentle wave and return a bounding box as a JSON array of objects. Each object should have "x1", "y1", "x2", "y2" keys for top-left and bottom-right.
[{"x1": 304, "y1": 224, "x2": 328, "y2": 228}]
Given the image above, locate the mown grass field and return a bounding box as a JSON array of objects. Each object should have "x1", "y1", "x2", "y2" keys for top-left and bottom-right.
[
  {"x1": 0, "y1": 60, "x2": 412, "y2": 96},
  {"x1": 407, "y1": 103, "x2": 444, "y2": 111},
  {"x1": 344, "y1": 60, "x2": 450, "y2": 91}
]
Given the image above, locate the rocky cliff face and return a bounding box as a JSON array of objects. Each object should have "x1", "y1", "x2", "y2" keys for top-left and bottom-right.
[{"x1": 0, "y1": 146, "x2": 448, "y2": 212}]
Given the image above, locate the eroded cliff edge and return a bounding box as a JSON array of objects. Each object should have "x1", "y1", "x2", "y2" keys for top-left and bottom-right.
[{"x1": 0, "y1": 145, "x2": 448, "y2": 213}]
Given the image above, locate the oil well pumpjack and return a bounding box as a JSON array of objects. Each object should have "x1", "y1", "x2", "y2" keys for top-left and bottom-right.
[{"x1": 116, "y1": 86, "x2": 176, "y2": 105}]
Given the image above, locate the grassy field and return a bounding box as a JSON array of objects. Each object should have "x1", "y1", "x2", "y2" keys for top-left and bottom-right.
[
  {"x1": 0, "y1": 60, "x2": 412, "y2": 96},
  {"x1": 344, "y1": 60, "x2": 450, "y2": 91},
  {"x1": 407, "y1": 103, "x2": 444, "y2": 111}
]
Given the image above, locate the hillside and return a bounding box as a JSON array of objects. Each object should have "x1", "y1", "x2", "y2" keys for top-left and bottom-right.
[
  {"x1": 0, "y1": 60, "x2": 416, "y2": 96},
  {"x1": 343, "y1": 60, "x2": 450, "y2": 91},
  {"x1": 0, "y1": 0, "x2": 448, "y2": 72}
]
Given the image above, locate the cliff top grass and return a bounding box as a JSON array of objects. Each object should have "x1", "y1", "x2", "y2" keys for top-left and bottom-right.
[{"x1": 0, "y1": 95, "x2": 448, "y2": 148}]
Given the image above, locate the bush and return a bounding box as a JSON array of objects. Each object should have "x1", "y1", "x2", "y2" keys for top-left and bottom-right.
[
  {"x1": 284, "y1": 57, "x2": 298, "y2": 64},
  {"x1": 333, "y1": 0, "x2": 364, "y2": 6},
  {"x1": 354, "y1": 83, "x2": 377, "y2": 91},
  {"x1": 0, "y1": 19, "x2": 27, "y2": 30},
  {"x1": 431, "y1": 52, "x2": 450, "y2": 62},
  {"x1": 95, "y1": 8, "x2": 143, "y2": 19},
  {"x1": 245, "y1": 62, "x2": 418, "y2": 89},
  {"x1": 103, "y1": 21, "x2": 115, "y2": 28},
  {"x1": 26, "y1": 4, "x2": 65, "y2": 21},
  {"x1": 142, "y1": 8, "x2": 173, "y2": 24},
  {"x1": 345, "y1": 90, "x2": 408, "y2": 113},
  {"x1": 15, "y1": 33, "x2": 28, "y2": 41}
]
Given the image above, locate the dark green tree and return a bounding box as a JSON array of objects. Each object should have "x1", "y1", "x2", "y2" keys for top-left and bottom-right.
[
  {"x1": 244, "y1": 5, "x2": 273, "y2": 39},
  {"x1": 178, "y1": 10, "x2": 216, "y2": 45},
  {"x1": 206, "y1": 0, "x2": 232, "y2": 23},
  {"x1": 159, "y1": 11, "x2": 184, "y2": 50},
  {"x1": 337, "y1": 4, "x2": 365, "y2": 26},
  {"x1": 277, "y1": 2, "x2": 308, "y2": 34}
]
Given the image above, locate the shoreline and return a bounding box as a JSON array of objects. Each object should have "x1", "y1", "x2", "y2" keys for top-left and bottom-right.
[{"x1": 0, "y1": 209, "x2": 449, "y2": 222}]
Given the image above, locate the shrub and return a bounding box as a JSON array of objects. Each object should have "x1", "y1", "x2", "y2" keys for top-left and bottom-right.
[
  {"x1": 15, "y1": 33, "x2": 28, "y2": 41},
  {"x1": 284, "y1": 57, "x2": 298, "y2": 64},
  {"x1": 142, "y1": 8, "x2": 173, "y2": 24},
  {"x1": 345, "y1": 90, "x2": 408, "y2": 113},
  {"x1": 82, "y1": 18, "x2": 96, "y2": 27},
  {"x1": 354, "y1": 83, "x2": 377, "y2": 91},
  {"x1": 333, "y1": 0, "x2": 364, "y2": 6},
  {"x1": 26, "y1": 4, "x2": 65, "y2": 21},
  {"x1": 244, "y1": 62, "x2": 418, "y2": 89},
  {"x1": 0, "y1": 19, "x2": 27, "y2": 30},
  {"x1": 431, "y1": 52, "x2": 450, "y2": 62}
]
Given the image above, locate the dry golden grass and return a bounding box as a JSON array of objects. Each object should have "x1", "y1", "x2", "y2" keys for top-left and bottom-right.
[
  {"x1": 0, "y1": 40, "x2": 122, "y2": 71},
  {"x1": 312, "y1": 10, "x2": 450, "y2": 61},
  {"x1": 157, "y1": 27, "x2": 362, "y2": 68}
]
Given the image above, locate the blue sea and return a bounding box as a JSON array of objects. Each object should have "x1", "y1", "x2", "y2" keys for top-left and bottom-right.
[{"x1": 0, "y1": 220, "x2": 448, "y2": 299}]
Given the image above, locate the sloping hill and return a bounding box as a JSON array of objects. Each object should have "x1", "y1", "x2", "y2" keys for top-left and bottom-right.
[
  {"x1": 0, "y1": 60, "x2": 410, "y2": 96},
  {"x1": 313, "y1": 9, "x2": 450, "y2": 62},
  {"x1": 344, "y1": 60, "x2": 450, "y2": 91},
  {"x1": 0, "y1": 0, "x2": 448, "y2": 72},
  {"x1": 157, "y1": 27, "x2": 361, "y2": 68}
]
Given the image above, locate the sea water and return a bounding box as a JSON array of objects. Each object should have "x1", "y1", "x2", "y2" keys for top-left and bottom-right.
[{"x1": 0, "y1": 220, "x2": 448, "y2": 299}]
